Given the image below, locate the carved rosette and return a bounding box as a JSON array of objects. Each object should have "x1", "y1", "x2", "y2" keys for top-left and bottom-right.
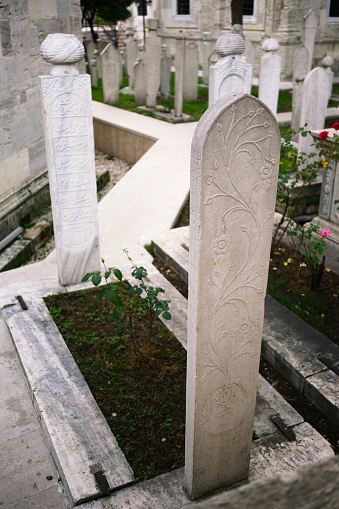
[{"x1": 190, "y1": 94, "x2": 280, "y2": 436}]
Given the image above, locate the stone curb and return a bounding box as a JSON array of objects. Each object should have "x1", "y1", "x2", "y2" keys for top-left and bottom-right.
[{"x1": 151, "y1": 227, "x2": 339, "y2": 426}]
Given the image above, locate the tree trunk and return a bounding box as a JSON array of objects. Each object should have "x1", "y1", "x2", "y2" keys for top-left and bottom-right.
[{"x1": 231, "y1": 0, "x2": 244, "y2": 25}]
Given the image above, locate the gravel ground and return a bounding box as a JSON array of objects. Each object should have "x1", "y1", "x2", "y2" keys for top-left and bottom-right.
[{"x1": 22, "y1": 150, "x2": 131, "y2": 265}]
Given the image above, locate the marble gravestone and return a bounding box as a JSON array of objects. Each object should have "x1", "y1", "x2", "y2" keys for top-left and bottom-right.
[
  {"x1": 209, "y1": 33, "x2": 252, "y2": 107},
  {"x1": 89, "y1": 49, "x2": 99, "y2": 88},
  {"x1": 304, "y1": 9, "x2": 319, "y2": 73},
  {"x1": 174, "y1": 32, "x2": 185, "y2": 118},
  {"x1": 184, "y1": 41, "x2": 199, "y2": 102},
  {"x1": 258, "y1": 38, "x2": 281, "y2": 116},
  {"x1": 185, "y1": 92, "x2": 280, "y2": 499},
  {"x1": 202, "y1": 32, "x2": 211, "y2": 86},
  {"x1": 125, "y1": 28, "x2": 137, "y2": 90},
  {"x1": 291, "y1": 45, "x2": 309, "y2": 132},
  {"x1": 160, "y1": 45, "x2": 171, "y2": 101},
  {"x1": 298, "y1": 67, "x2": 329, "y2": 159},
  {"x1": 311, "y1": 129, "x2": 339, "y2": 244},
  {"x1": 321, "y1": 56, "x2": 334, "y2": 103},
  {"x1": 134, "y1": 45, "x2": 146, "y2": 106},
  {"x1": 100, "y1": 43, "x2": 121, "y2": 106},
  {"x1": 145, "y1": 18, "x2": 161, "y2": 108},
  {"x1": 39, "y1": 34, "x2": 100, "y2": 286}
]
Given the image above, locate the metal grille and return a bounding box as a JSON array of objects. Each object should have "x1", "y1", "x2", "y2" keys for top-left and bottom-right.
[
  {"x1": 177, "y1": 0, "x2": 190, "y2": 15},
  {"x1": 243, "y1": 0, "x2": 254, "y2": 16},
  {"x1": 329, "y1": 0, "x2": 339, "y2": 17}
]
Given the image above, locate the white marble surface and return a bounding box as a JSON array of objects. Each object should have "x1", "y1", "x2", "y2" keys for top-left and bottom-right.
[
  {"x1": 185, "y1": 92, "x2": 281, "y2": 499},
  {"x1": 298, "y1": 67, "x2": 329, "y2": 158},
  {"x1": 184, "y1": 41, "x2": 199, "y2": 102},
  {"x1": 100, "y1": 43, "x2": 121, "y2": 106},
  {"x1": 40, "y1": 34, "x2": 100, "y2": 286},
  {"x1": 145, "y1": 19, "x2": 161, "y2": 108},
  {"x1": 259, "y1": 39, "x2": 281, "y2": 116}
]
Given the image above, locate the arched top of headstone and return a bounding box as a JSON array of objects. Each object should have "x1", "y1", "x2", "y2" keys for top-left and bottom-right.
[
  {"x1": 146, "y1": 18, "x2": 159, "y2": 31},
  {"x1": 231, "y1": 24, "x2": 244, "y2": 39},
  {"x1": 215, "y1": 33, "x2": 245, "y2": 57},
  {"x1": 322, "y1": 56, "x2": 334, "y2": 69},
  {"x1": 262, "y1": 38, "x2": 279, "y2": 52},
  {"x1": 40, "y1": 34, "x2": 85, "y2": 65}
]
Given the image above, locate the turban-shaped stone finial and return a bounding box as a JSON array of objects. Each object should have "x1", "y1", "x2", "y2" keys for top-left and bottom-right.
[{"x1": 40, "y1": 33, "x2": 85, "y2": 65}]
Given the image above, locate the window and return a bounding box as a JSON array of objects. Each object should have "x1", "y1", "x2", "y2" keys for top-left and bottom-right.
[
  {"x1": 326, "y1": 0, "x2": 339, "y2": 21},
  {"x1": 172, "y1": 0, "x2": 192, "y2": 20},
  {"x1": 243, "y1": 0, "x2": 254, "y2": 16},
  {"x1": 177, "y1": 0, "x2": 190, "y2": 15},
  {"x1": 137, "y1": 3, "x2": 147, "y2": 16}
]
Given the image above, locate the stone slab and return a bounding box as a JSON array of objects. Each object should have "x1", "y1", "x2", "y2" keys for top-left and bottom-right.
[
  {"x1": 150, "y1": 227, "x2": 339, "y2": 425},
  {"x1": 305, "y1": 369, "x2": 339, "y2": 425},
  {"x1": 262, "y1": 295, "x2": 339, "y2": 392},
  {"x1": 137, "y1": 264, "x2": 304, "y2": 441},
  {"x1": 2, "y1": 298, "x2": 135, "y2": 506},
  {"x1": 77, "y1": 423, "x2": 333, "y2": 509},
  {"x1": 187, "y1": 454, "x2": 339, "y2": 509}
]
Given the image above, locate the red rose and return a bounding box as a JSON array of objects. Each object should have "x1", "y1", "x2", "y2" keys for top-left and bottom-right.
[
  {"x1": 332, "y1": 122, "x2": 339, "y2": 130},
  {"x1": 319, "y1": 131, "x2": 329, "y2": 140}
]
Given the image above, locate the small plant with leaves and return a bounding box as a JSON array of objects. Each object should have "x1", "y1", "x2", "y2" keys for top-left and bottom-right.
[
  {"x1": 286, "y1": 222, "x2": 330, "y2": 290},
  {"x1": 82, "y1": 252, "x2": 171, "y2": 361}
]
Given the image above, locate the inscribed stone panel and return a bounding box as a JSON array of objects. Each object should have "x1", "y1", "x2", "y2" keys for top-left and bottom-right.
[{"x1": 185, "y1": 92, "x2": 280, "y2": 499}]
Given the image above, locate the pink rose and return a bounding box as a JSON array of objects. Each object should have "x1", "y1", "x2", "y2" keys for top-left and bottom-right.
[{"x1": 321, "y1": 228, "x2": 331, "y2": 238}]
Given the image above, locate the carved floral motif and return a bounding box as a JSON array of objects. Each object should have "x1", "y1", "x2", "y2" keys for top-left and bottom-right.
[{"x1": 197, "y1": 101, "x2": 279, "y2": 434}]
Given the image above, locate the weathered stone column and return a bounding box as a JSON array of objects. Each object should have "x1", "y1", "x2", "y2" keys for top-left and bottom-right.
[
  {"x1": 321, "y1": 56, "x2": 334, "y2": 103},
  {"x1": 134, "y1": 45, "x2": 146, "y2": 106},
  {"x1": 160, "y1": 44, "x2": 171, "y2": 101},
  {"x1": 100, "y1": 43, "x2": 121, "y2": 106},
  {"x1": 209, "y1": 33, "x2": 251, "y2": 106},
  {"x1": 125, "y1": 28, "x2": 137, "y2": 90},
  {"x1": 184, "y1": 41, "x2": 199, "y2": 102},
  {"x1": 174, "y1": 32, "x2": 185, "y2": 119},
  {"x1": 89, "y1": 49, "x2": 99, "y2": 88},
  {"x1": 40, "y1": 34, "x2": 100, "y2": 286},
  {"x1": 291, "y1": 44, "x2": 309, "y2": 133},
  {"x1": 259, "y1": 39, "x2": 281, "y2": 116},
  {"x1": 145, "y1": 19, "x2": 161, "y2": 108},
  {"x1": 303, "y1": 9, "x2": 319, "y2": 72},
  {"x1": 202, "y1": 32, "x2": 211, "y2": 86},
  {"x1": 185, "y1": 92, "x2": 280, "y2": 499}
]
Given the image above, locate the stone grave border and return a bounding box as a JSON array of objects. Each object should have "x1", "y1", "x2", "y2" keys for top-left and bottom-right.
[{"x1": 1, "y1": 256, "x2": 334, "y2": 508}]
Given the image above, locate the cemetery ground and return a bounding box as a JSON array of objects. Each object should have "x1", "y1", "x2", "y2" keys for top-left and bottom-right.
[
  {"x1": 92, "y1": 73, "x2": 295, "y2": 125},
  {"x1": 42, "y1": 221, "x2": 339, "y2": 486}
]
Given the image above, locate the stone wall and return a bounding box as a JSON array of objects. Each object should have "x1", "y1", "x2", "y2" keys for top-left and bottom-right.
[
  {"x1": 0, "y1": 0, "x2": 83, "y2": 241},
  {"x1": 131, "y1": 0, "x2": 339, "y2": 80}
]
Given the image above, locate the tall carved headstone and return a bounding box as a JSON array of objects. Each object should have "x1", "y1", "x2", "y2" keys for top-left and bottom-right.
[
  {"x1": 259, "y1": 38, "x2": 281, "y2": 116},
  {"x1": 100, "y1": 43, "x2": 121, "y2": 106},
  {"x1": 202, "y1": 32, "x2": 211, "y2": 86},
  {"x1": 311, "y1": 129, "x2": 339, "y2": 244},
  {"x1": 185, "y1": 92, "x2": 280, "y2": 499},
  {"x1": 298, "y1": 67, "x2": 329, "y2": 159},
  {"x1": 209, "y1": 33, "x2": 252, "y2": 106},
  {"x1": 84, "y1": 40, "x2": 96, "y2": 72},
  {"x1": 134, "y1": 45, "x2": 146, "y2": 106},
  {"x1": 40, "y1": 34, "x2": 100, "y2": 286},
  {"x1": 321, "y1": 56, "x2": 334, "y2": 102},
  {"x1": 125, "y1": 28, "x2": 137, "y2": 90},
  {"x1": 160, "y1": 44, "x2": 171, "y2": 101},
  {"x1": 303, "y1": 9, "x2": 319, "y2": 72},
  {"x1": 89, "y1": 49, "x2": 99, "y2": 88},
  {"x1": 291, "y1": 45, "x2": 309, "y2": 132},
  {"x1": 174, "y1": 32, "x2": 185, "y2": 118},
  {"x1": 145, "y1": 18, "x2": 161, "y2": 108},
  {"x1": 184, "y1": 41, "x2": 199, "y2": 102}
]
